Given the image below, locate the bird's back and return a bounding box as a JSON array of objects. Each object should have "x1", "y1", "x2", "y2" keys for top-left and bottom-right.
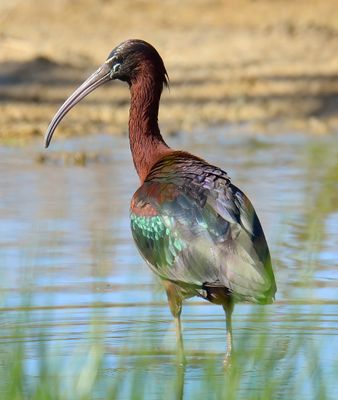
[{"x1": 130, "y1": 152, "x2": 276, "y2": 304}]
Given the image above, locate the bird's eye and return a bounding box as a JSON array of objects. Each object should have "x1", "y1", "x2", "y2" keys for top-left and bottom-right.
[
  {"x1": 109, "y1": 62, "x2": 121, "y2": 78},
  {"x1": 113, "y1": 63, "x2": 121, "y2": 73}
]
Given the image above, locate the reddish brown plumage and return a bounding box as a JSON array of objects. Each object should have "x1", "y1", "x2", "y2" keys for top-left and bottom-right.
[{"x1": 128, "y1": 66, "x2": 171, "y2": 182}]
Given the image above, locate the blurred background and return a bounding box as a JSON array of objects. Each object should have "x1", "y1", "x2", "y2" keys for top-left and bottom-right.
[
  {"x1": 0, "y1": 1, "x2": 337, "y2": 399},
  {"x1": 2, "y1": 0, "x2": 338, "y2": 142}
]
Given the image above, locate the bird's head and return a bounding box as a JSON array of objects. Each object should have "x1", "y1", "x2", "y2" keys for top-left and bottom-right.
[
  {"x1": 106, "y1": 39, "x2": 168, "y2": 86},
  {"x1": 45, "y1": 39, "x2": 168, "y2": 148}
]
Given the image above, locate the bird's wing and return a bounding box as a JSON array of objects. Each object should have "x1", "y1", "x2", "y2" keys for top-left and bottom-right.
[{"x1": 130, "y1": 173, "x2": 276, "y2": 303}]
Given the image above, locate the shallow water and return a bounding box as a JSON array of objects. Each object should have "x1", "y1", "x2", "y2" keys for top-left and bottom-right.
[{"x1": 0, "y1": 129, "x2": 337, "y2": 399}]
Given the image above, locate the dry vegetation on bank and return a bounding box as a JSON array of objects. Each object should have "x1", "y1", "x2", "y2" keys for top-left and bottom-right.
[{"x1": 1, "y1": 0, "x2": 338, "y2": 144}]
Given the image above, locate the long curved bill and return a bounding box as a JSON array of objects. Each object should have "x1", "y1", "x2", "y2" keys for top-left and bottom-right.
[{"x1": 44, "y1": 63, "x2": 112, "y2": 148}]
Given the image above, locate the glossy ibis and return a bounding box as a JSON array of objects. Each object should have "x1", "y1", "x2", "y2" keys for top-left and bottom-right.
[{"x1": 45, "y1": 39, "x2": 276, "y2": 364}]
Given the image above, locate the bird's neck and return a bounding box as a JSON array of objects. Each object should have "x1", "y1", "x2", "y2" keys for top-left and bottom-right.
[{"x1": 129, "y1": 72, "x2": 171, "y2": 183}]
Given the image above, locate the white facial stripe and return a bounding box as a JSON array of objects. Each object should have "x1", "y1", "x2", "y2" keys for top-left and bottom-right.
[{"x1": 105, "y1": 56, "x2": 116, "y2": 64}]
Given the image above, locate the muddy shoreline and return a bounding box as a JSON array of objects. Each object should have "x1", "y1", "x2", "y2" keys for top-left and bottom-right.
[{"x1": 1, "y1": 0, "x2": 338, "y2": 144}]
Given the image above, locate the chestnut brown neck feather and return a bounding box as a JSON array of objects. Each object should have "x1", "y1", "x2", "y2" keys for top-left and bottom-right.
[{"x1": 129, "y1": 65, "x2": 171, "y2": 183}]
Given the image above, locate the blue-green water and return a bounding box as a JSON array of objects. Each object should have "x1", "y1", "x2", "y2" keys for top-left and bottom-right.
[{"x1": 0, "y1": 129, "x2": 337, "y2": 399}]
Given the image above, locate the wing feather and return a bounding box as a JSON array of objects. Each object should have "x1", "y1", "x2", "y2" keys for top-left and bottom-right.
[{"x1": 131, "y1": 171, "x2": 276, "y2": 303}]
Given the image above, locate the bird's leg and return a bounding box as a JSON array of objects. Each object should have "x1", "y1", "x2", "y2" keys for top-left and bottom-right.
[
  {"x1": 174, "y1": 310, "x2": 184, "y2": 356},
  {"x1": 223, "y1": 298, "x2": 234, "y2": 366},
  {"x1": 175, "y1": 357, "x2": 186, "y2": 400},
  {"x1": 163, "y1": 280, "x2": 186, "y2": 365}
]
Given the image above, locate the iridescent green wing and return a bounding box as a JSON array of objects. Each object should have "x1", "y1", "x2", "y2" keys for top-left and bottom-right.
[
  {"x1": 130, "y1": 181, "x2": 220, "y2": 287},
  {"x1": 130, "y1": 157, "x2": 276, "y2": 303}
]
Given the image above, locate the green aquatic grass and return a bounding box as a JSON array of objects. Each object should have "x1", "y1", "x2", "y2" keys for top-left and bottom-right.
[
  {"x1": 0, "y1": 301, "x2": 335, "y2": 400},
  {"x1": 0, "y1": 137, "x2": 337, "y2": 400}
]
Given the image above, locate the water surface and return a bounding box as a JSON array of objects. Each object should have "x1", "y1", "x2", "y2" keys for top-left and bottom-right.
[{"x1": 0, "y1": 129, "x2": 337, "y2": 399}]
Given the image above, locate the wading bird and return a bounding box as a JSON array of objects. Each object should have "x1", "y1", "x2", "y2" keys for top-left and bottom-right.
[{"x1": 45, "y1": 39, "x2": 276, "y2": 364}]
